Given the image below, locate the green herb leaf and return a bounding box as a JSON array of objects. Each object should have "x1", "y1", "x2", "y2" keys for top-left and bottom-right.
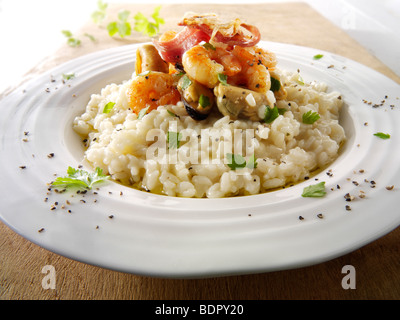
[
  {"x1": 67, "y1": 37, "x2": 81, "y2": 47},
  {"x1": 91, "y1": 0, "x2": 108, "y2": 24},
  {"x1": 118, "y1": 9, "x2": 130, "y2": 22},
  {"x1": 295, "y1": 74, "x2": 305, "y2": 85},
  {"x1": 117, "y1": 21, "x2": 132, "y2": 37},
  {"x1": 167, "y1": 131, "x2": 182, "y2": 149},
  {"x1": 62, "y1": 73, "x2": 75, "y2": 81},
  {"x1": 167, "y1": 110, "x2": 180, "y2": 118},
  {"x1": 84, "y1": 33, "x2": 97, "y2": 42},
  {"x1": 302, "y1": 110, "x2": 320, "y2": 124},
  {"x1": 61, "y1": 30, "x2": 73, "y2": 38},
  {"x1": 313, "y1": 54, "x2": 324, "y2": 60},
  {"x1": 302, "y1": 181, "x2": 327, "y2": 197},
  {"x1": 107, "y1": 10, "x2": 132, "y2": 38},
  {"x1": 218, "y1": 73, "x2": 228, "y2": 86},
  {"x1": 134, "y1": 6, "x2": 165, "y2": 37},
  {"x1": 62, "y1": 30, "x2": 81, "y2": 47},
  {"x1": 107, "y1": 22, "x2": 118, "y2": 36},
  {"x1": 137, "y1": 70, "x2": 151, "y2": 77},
  {"x1": 374, "y1": 132, "x2": 390, "y2": 139},
  {"x1": 202, "y1": 42, "x2": 216, "y2": 50},
  {"x1": 278, "y1": 108, "x2": 287, "y2": 115},
  {"x1": 180, "y1": 74, "x2": 192, "y2": 90},
  {"x1": 246, "y1": 154, "x2": 258, "y2": 169},
  {"x1": 226, "y1": 153, "x2": 247, "y2": 170},
  {"x1": 270, "y1": 77, "x2": 281, "y2": 92},
  {"x1": 264, "y1": 105, "x2": 280, "y2": 123},
  {"x1": 137, "y1": 106, "x2": 150, "y2": 120},
  {"x1": 103, "y1": 102, "x2": 115, "y2": 114},
  {"x1": 199, "y1": 95, "x2": 211, "y2": 108},
  {"x1": 52, "y1": 166, "x2": 109, "y2": 191}
]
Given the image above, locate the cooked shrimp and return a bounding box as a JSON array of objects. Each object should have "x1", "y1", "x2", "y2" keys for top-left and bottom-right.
[
  {"x1": 228, "y1": 45, "x2": 277, "y2": 93},
  {"x1": 128, "y1": 71, "x2": 181, "y2": 114},
  {"x1": 182, "y1": 44, "x2": 241, "y2": 88}
]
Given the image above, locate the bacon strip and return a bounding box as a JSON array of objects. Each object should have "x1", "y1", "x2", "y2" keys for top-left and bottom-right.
[
  {"x1": 210, "y1": 24, "x2": 261, "y2": 47},
  {"x1": 153, "y1": 15, "x2": 261, "y2": 64},
  {"x1": 152, "y1": 27, "x2": 210, "y2": 63}
]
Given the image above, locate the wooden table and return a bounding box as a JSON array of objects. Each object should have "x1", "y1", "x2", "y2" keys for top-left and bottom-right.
[{"x1": 1, "y1": 2, "x2": 400, "y2": 300}]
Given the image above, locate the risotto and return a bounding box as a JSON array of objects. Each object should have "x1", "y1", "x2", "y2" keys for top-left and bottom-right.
[{"x1": 72, "y1": 13, "x2": 346, "y2": 198}]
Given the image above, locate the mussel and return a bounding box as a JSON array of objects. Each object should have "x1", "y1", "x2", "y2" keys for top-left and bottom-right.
[
  {"x1": 177, "y1": 75, "x2": 215, "y2": 120},
  {"x1": 135, "y1": 44, "x2": 169, "y2": 74},
  {"x1": 213, "y1": 83, "x2": 275, "y2": 121}
]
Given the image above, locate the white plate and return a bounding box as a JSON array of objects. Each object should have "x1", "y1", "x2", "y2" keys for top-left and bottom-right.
[{"x1": 0, "y1": 42, "x2": 399, "y2": 278}]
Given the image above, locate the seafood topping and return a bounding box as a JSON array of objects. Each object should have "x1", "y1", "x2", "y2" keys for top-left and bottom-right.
[{"x1": 130, "y1": 13, "x2": 286, "y2": 121}]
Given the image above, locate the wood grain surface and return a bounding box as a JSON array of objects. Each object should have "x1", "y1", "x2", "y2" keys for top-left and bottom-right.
[{"x1": 1, "y1": 2, "x2": 399, "y2": 300}]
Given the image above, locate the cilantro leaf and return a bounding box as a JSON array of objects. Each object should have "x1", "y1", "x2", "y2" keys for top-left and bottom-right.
[
  {"x1": 167, "y1": 131, "x2": 182, "y2": 149},
  {"x1": 374, "y1": 132, "x2": 390, "y2": 139},
  {"x1": 52, "y1": 167, "x2": 109, "y2": 191},
  {"x1": 103, "y1": 102, "x2": 115, "y2": 114},
  {"x1": 264, "y1": 105, "x2": 280, "y2": 123},
  {"x1": 302, "y1": 110, "x2": 320, "y2": 124},
  {"x1": 301, "y1": 181, "x2": 327, "y2": 197}
]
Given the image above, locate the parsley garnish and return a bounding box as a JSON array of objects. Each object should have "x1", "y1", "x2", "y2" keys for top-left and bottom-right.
[
  {"x1": 226, "y1": 153, "x2": 246, "y2": 170},
  {"x1": 199, "y1": 95, "x2": 210, "y2": 108},
  {"x1": 302, "y1": 110, "x2": 320, "y2": 124},
  {"x1": 62, "y1": 30, "x2": 81, "y2": 47},
  {"x1": 270, "y1": 77, "x2": 281, "y2": 92},
  {"x1": 137, "y1": 106, "x2": 150, "y2": 120},
  {"x1": 301, "y1": 181, "x2": 327, "y2": 197},
  {"x1": 134, "y1": 6, "x2": 165, "y2": 37},
  {"x1": 313, "y1": 54, "x2": 324, "y2": 60},
  {"x1": 374, "y1": 132, "x2": 390, "y2": 139},
  {"x1": 246, "y1": 154, "x2": 258, "y2": 169},
  {"x1": 103, "y1": 102, "x2": 115, "y2": 114},
  {"x1": 167, "y1": 131, "x2": 182, "y2": 149},
  {"x1": 107, "y1": 10, "x2": 132, "y2": 38},
  {"x1": 226, "y1": 153, "x2": 258, "y2": 170},
  {"x1": 218, "y1": 73, "x2": 228, "y2": 86},
  {"x1": 202, "y1": 42, "x2": 216, "y2": 51},
  {"x1": 167, "y1": 110, "x2": 180, "y2": 118},
  {"x1": 91, "y1": 0, "x2": 108, "y2": 24},
  {"x1": 62, "y1": 73, "x2": 75, "y2": 81},
  {"x1": 264, "y1": 105, "x2": 280, "y2": 123},
  {"x1": 180, "y1": 74, "x2": 192, "y2": 90},
  {"x1": 52, "y1": 167, "x2": 109, "y2": 191}
]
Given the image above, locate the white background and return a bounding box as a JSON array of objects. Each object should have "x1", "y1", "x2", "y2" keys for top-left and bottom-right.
[{"x1": 0, "y1": 0, "x2": 399, "y2": 94}]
